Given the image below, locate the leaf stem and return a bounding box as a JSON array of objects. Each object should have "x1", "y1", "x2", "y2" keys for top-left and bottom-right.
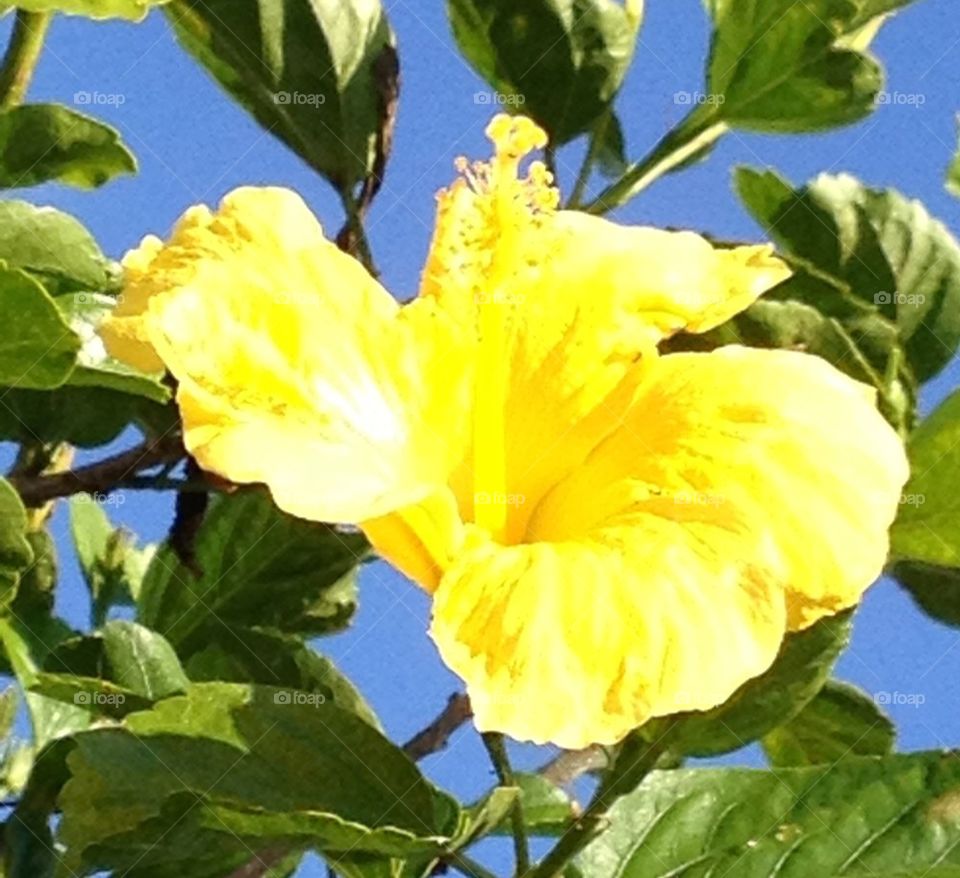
[
  {"x1": 581, "y1": 108, "x2": 728, "y2": 215},
  {"x1": 566, "y1": 111, "x2": 611, "y2": 209},
  {"x1": 481, "y1": 732, "x2": 530, "y2": 876},
  {"x1": 0, "y1": 10, "x2": 52, "y2": 109},
  {"x1": 527, "y1": 724, "x2": 677, "y2": 878},
  {"x1": 338, "y1": 189, "x2": 377, "y2": 275}
]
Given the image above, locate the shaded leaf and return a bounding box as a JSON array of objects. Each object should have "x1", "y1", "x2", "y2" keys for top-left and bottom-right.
[
  {"x1": 891, "y1": 390, "x2": 960, "y2": 624},
  {"x1": 577, "y1": 751, "x2": 960, "y2": 877},
  {"x1": 0, "y1": 384, "x2": 164, "y2": 448},
  {"x1": 0, "y1": 267, "x2": 79, "y2": 389},
  {"x1": 665, "y1": 612, "x2": 852, "y2": 757},
  {"x1": 891, "y1": 389, "x2": 960, "y2": 570},
  {"x1": 184, "y1": 626, "x2": 380, "y2": 728},
  {"x1": 58, "y1": 683, "x2": 455, "y2": 874},
  {"x1": 0, "y1": 480, "x2": 32, "y2": 603},
  {"x1": 949, "y1": 116, "x2": 960, "y2": 199},
  {"x1": 448, "y1": 0, "x2": 641, "y2": 144},
  {"x1": 138, "y1": 489, "x2": 368, "y2": 651},
  {"x1": 166, "y1": 0, "x2": 397, "y2": 193},
  {"x1": 0, "y1": 104, "x2": 136, "y2": 189},
  {"x1": 736, "y1": 167, "x2": 960, "y2": 381},
  {"x1": 763, "y1": 680, "x2": 895, "y2": 766},
  {"x1": 705, "y1": 0, "x2": 910, "y2": 133}
]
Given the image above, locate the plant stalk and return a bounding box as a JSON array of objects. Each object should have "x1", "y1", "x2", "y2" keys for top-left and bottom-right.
[
  {"x1": 481, "y1": 732, "x2": 530, "y2": 876},
  {"x1": 581, "y1": 108, "x2": 728, "y2": 215},
  {"x1": 0, "y1": 10, "x2": 52, "y2": 109}
]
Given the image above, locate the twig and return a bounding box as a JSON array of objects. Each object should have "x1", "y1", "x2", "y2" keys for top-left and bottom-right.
[
  {"x1": 539, "y1": 746, "x2": 608, "y2": 787},
  {"x1": 8, "y1": 435, "x2": 185, "y2": 507},
  {"x1": 402, "y1": 693, "x2": 473, "y2": 761}
]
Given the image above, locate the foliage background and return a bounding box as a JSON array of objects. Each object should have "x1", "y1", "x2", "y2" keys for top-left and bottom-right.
[{"x1": 1, "y1": 0, "x2": 960, "y2": 874}]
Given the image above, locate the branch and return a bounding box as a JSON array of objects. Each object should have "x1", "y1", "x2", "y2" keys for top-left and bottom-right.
[
  {"x1": 402, "y1": 693, "x2": 473, "y2": 761},
  {"x1": 539, "y1": 746, "x2": 608, "y2": 787},
  {"x1": 8, "y1": 434, "x2": 185, "y2": 507}
]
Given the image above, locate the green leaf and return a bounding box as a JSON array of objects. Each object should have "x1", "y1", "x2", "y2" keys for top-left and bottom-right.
[
  {"x1": 705, "y1": 0, "x2": 909, "y2": 133},
  {"x1": 69, "y1": 496, "x2": 153, "y2": 627},
  {"x1": 577, "y1": 751, "x2": 960, "y2": 877},
  {"x1": 60, "y1": 292, "x2": 171, "y2": 403},
  {"x1": 30, "y1": 622, "x2": 188, "y2": 718},
  {"x1": 890, "y1": 390, "x2": 960, "y2": 624},
  {"x1": 57, "y1": 683, "x2": 455, "y2": 874},
  {"x1": 0, "y1": 267, "x2": 79, "y2": 389},
  {"x1": 138, "y1": 489, "x2": 368, "y2": 651},
  {"x1": 448, "y1": 0, "x2": 642, "y2": 144},
  {"x1": 0, "y1": 104, "x2": 136, "y2": 189},
  {"x1": 892, "y1": 390, "x2": 960, "y2": 570},
  {"x1": 949, "y1": 116, "x2": 960, "y2": 199},
  {"x1": 0, "y1": 480, "x2": 32, "y2": 603},
  {"x1": 665, "y1": 612, "x2": 852, "y2": 757},
  {"x1": 594, "y1": 112, "x2": 628, "y2": 178},
  {"x1": 736, "y1": 167, "x2": 960, "y2": 382},
  {"x1": 0, "y1": 385, "x2": 165, "y2": 448},
  {"x1": 0, "y1": 530, "x2": 73, "y2": 675},
  {"x1": 185, "y1": 625, "x2": 381, "y2": 728},
  {"x1": 763, "y1": 680, "x2": 895, "y2": 766},
  {"x1": 99, "y1": 621, "x2": 190, "y2": 700},
  {"x1": 0, "y1": 201, "x2": 110, "y2": 293},
  {"x1": 166, "y1": 0, "x2": 397, "y2": 193},
  {"x1": 0, "y1": 618, "x2": 91, "y2": 749},
  {"x1": 489, "y1": 773, "x2": 576, "y2": 837},
  {"x1": 0, "y1": 0, "x2": 168, "y2": 20}
]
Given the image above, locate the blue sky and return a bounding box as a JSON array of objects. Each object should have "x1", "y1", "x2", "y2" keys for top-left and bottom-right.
[{"x1": 7, "y1": 0, "x2": 960, "y2": 875}]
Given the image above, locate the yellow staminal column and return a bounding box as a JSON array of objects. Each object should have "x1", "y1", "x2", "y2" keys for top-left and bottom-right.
[{"x1": 471, "y1": 116, "x2": 548, "y2": 543}]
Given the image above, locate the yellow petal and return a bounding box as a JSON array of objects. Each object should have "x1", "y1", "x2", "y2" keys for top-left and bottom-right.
[
  {"x1": 433, "y1": 346, "x2": 907, "y2": 746},
  {"x1": 108, "y1": 187, "x2": 474, "y2": 524},
  {"x1": 538, "y1": 211, "x2": 792, "y2": 339},
  {"x1": 431, "y1": 524, "x2": 787, "y2": 748},
  {"x1": 529, "y1": 346, "x2": 909, "y2": 630},
  {"x1": 418, "y1": 116, "x2": 789, "y2": 544},
  {"x1": 361, "y1": 489, "x2": 466, "y2": 593}
]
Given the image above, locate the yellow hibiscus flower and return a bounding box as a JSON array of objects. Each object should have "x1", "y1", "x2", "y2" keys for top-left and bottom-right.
[{"x1": 102, "y1": 114, "x2": 908, "y2": 749}]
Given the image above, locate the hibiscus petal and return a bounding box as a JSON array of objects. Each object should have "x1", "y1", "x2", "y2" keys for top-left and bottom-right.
[
  {"x1": 431, "y1": 523, "x2": 787, "y2": 748},
  {"x1": 432, "y1": 346, "x2": 906, "y2": 747},
  {"x1": 529, "y1": 346, "x2": 909, "y2": 630},
  {"x1": 105, "y1": 187, "x2": 473, "y2": 523},
  {"x1": 418, "y1": 117, "x2": 789, "y2": 543}
]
